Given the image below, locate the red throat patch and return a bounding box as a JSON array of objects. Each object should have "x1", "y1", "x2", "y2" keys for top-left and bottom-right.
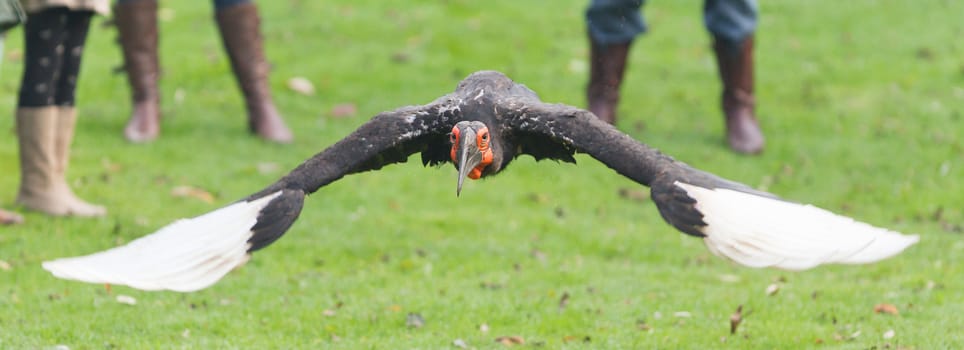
[{"x1": 450, "y1": 126, "x2": 494, "y2": 179}]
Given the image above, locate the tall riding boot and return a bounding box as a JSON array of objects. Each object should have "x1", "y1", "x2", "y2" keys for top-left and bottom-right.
[
  {"x1": 713, "y1": 36, "x2": 764, "y2": 154},
  {"x1": 16, "y1": 107, "x2": 106, "y2": 217},
  {"x1": 116, "y1": 0, "x2": 161, "y2": 143},
  {"x1": 215, "y1": 3, "x2": 293, "y2": 143},
  {"x1": 55, "y1": 106, "x2": 108, "y2": 215},
  {"x1": 587, "y1": 36, "x2": 631, "y2": 124}
]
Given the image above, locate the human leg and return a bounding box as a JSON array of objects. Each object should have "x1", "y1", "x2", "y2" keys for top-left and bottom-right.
[
  {"x1": 585, "y1": 0, "x2": 645, "y2": 124},
  {"x1": 0, "y1": 32, "x2": 20, "y2": 224},
  {"x1": 116, "y1": 0, "x2": 161, "y2": 142},
  {"x1": 705, "y1": 0, "x2": 763, "y2": 154},
  {"x1": 214, "y1": 0, "x2": 292, "y2": 143},
  {"x1": 16, "y1": 7, "x2": 105, "y2": 216}
]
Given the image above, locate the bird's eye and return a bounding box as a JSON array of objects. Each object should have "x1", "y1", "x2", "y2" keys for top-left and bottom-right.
[
  {"x1": 449, "y1": 133, "x2": 456, "y2": 143},
  {"x1": 481, "y1": 133, "x2": 488, "y2": 141}
]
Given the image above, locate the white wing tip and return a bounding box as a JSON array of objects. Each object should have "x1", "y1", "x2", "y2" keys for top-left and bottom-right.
[
  {"x1": 676, "y1": 182, "x2": 920, "y2": 270},
  {"x1": 42, "y1": 191, "x2": 281, "y2": 292}
]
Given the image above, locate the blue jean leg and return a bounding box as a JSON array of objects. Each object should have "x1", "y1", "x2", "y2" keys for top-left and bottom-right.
[
  {"x1": 587, "y1": 0, "x2": 757, "y2": 46},
  {"x1": 704, "y1": 0, "x2": 757, "y2": 46},
  {"x1": 586, "y1": 0, "x2": 645, "y2": 45}
]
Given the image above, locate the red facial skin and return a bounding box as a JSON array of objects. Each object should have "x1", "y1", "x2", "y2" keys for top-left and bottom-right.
[{"x1": 449, "y1": 126, "x2": 494, "y2": 179}]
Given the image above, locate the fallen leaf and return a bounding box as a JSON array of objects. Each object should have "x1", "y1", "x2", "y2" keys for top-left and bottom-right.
[
  {"x1": 0, "y1": 260, "x2": 11, "y2": 270},
  {"x1": 495, "y1": 336, "x2": 525, "y2": 346},
  {"x1": 617, "y1": 187, "x2": 650, "y2": 202},
  {"x1": 406, "y1": 312, "x2": 425, "y2": 328},
  {"x1": 388, "y1": 304, "x2": 402, "y2": 312},
  {"x1": 874, "y1": 303, "x2": 899, "y2": 315},
  {"x1": 479, "y1": 323, "x2": 490, "y2": 333},
  {"x1": 453, "y1": 338, "x2": 468, "y2": 349},
  {"x1": 673, "y1": 311, "x2": 691, "y2": 318},
  {"x1": 256, "y1": 162, "x2": 280, "y2": 175},
  {"x1": 322, "y1": 309, "x2": 336, "y2": 317},
  {"x1": 116, "y1": 295, "x2": 137, "y2": 305},
  {"x1": 558, "y1": 292, "x2": 570, "y2": 311},
  {"x1": 330, "y1": 103, "x2": 357, "y2": 118},
  {"x1": 729, "y1": 305, "x2": 743, "y2": 334},
  {"x1": 718, "y1": 274, "x2": 740, "y2": 283},
  {"x1": 391, "y1": 52, "x2": 410, "y2": 63},
  {"x1": 530, "y1": 248, "x2": 547, "y2": 262},
  {"x1": 883, "y1": 329, "x2": 895, "y2": 339},
  {"x1": 766, "y1": 283, "x2": 780, "y2": 296},
  {"x1": 287, "y1": 77, "x2": 315, "y2": 95},
  {"x1": 181, "y1": 328, "x2": 190, "y2": 338},
  {"x1": 171, "y1": 185, "x2": 215, "y2": 204},
  {"x1": 636, "y1": 319, "x2": 651, "y2": 331},
  {"x1": 174, "y1": 88, "x2": 186, "y2": 105}
]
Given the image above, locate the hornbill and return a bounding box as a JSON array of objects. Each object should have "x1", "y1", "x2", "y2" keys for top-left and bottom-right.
[{"x1": 42, "y1": 71, "x2": 919, "y2": 292}]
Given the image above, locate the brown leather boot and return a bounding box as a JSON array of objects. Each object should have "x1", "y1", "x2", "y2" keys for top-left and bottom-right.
[
  {"x1": 587, "y1": 36, "x2": 631, "y2": 124},
  {"x1": 216, "y1": 3, "x2": 293, "y2": 143},
  {"x1": 116, "y1": 0, "x2": 161, "y2": 143},
  {"x1": 0, "y1": 209, "x2": 23, "y2": 225},
  {"x1": 55, "y1": 107, "x2": 108, "y2": 215},
  {"x1": 16, "y1": 107, "x2": 106, "y2": 217},
  {"x1": 714, "y1": 36, "x2": 764, "y2": 154}
]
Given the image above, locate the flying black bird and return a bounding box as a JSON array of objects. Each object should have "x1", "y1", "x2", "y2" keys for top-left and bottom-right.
[{"x1": 42, "y1": 71, "x2": 919, "y2": 292}]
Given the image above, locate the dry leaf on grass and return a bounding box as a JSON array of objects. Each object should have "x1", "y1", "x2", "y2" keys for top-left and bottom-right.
[
  {"x1": 766, "y1": 283, "x2": 780, "y2": 296},
  {"x1": 256, "y1": 162, "x2": 280, "y2": 175},
  {"x1": 116, "y1": 295, "x2": 137, "y2": 305},
  {"x1": 0, "y1": 260, "x2": 11, "y2": 271},
  {"x1": 495, "y1": 336, "x2": 525, "y2": 346},
  {"x1": 171, "y1": 186, "x2": 215, "y2": 204},
  {"x1": 883, "y1": 329, "x2": 895, "y2": 339},
  {"x1": 330, "y1": 103, "x2": 358, "y2": 118},
  {"x1": 729, "y1": 305, "x2": 743, "y2": 334},
  {"x1": 617, "y1": 187, "x2": 650, "y2": 202},
  {"x1": 558, "y1": 292, "x2": 570, "y2": 311},
  {"x1": 406, "y1": 312, "x2": 425, "y2": 328},
  {"x1": 479, "y1": 323, "x2": 490, "y2": 333},
  {"x1": 287, "y1": 77, "x2": 315, "y2": 95},
  {"x1": 874, "y1": 303, "x2": 899, "y2": 315},
  {"x1": 452, "y1": 339, "x2": 468, "y2": 349}
]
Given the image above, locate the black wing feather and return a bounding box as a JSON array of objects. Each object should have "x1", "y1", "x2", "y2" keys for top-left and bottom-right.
[
  {"x1": 243, "y1": 96, "x2": 462, "y2": 252},
  {"x1": 505, "y1": 102, "x2": 745, "y2": 237}
]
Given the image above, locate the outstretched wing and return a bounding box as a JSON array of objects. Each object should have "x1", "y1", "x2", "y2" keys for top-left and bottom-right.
[
  {"x1": 42, "y1": 96, "x2": 463, "y2": 292},
  {"x1": 506, "y1": 101, "x2": 919, "y2": 270}
]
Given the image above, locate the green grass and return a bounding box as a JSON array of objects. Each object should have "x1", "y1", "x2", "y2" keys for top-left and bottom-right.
[{"x1": 1, "y1": 0, "x2": 962, "y2": 348}]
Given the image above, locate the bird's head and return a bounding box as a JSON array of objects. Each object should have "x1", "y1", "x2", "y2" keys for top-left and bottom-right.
[{"x1": 450, "y1": 121, "x2": 494, "y2": 196}]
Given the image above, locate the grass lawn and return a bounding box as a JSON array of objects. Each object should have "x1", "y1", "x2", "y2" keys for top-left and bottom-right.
[{"x1": 1, "y1": 0, "x2": 962, "y2": 348}]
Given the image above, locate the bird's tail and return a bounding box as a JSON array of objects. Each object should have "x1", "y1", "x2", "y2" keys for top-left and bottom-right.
[{"x1": 42, "y1": 188, "x2": 305, "y2": 292}]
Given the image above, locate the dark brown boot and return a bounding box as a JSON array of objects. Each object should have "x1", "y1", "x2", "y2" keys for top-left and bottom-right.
[
  {"x1": 587, "y1": 36, "x2": 631, "y2": 124},
  {"x1": 116, "y1": 0, "x2": 161, "y2": 143},
  {"x1": 714, "y1": 36, "x2": 764, "y2": 154},
  {"x1": 216, "y1": 3, "x2": 293, "y2": 143}
]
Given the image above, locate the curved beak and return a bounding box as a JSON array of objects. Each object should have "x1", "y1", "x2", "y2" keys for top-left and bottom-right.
[{"x1": 455, "y1": 128, "x2": 483, "y2": 196}]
